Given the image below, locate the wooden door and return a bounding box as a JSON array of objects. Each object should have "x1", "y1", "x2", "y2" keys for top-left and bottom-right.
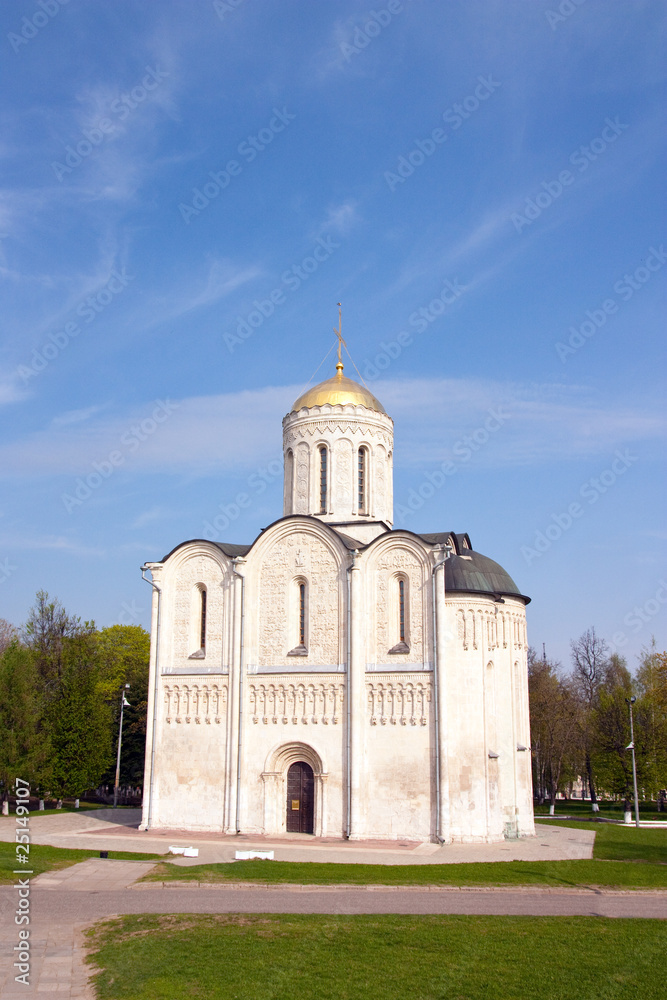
[{"x1": 286, "y1": 761, "x2": 314, "y2": 834}]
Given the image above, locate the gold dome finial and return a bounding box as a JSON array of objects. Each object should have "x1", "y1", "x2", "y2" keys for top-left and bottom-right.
[
  {"x1": 289, "y1": 304, "x2": 388, "y2": 413},
  {"x1": 334, "y1": 302, "x2": 345, "y2": 376}
]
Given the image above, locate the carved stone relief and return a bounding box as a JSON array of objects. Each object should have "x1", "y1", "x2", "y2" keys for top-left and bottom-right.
[
  {"x1": 375, "y1": 549, "x2": 424, "y2": 662},
  {"x1": 164, "y1": 682, "x2": 227, "y2": 725},
  {"x1": 172, "y1": 555, "x2": 225, "y2": 662},
  {"x1": 334, "y1": 439, "x2": 353, "y2": 516},
  {"x1": 295, "y1": 443, "x2": 309, "y2": 514},
  {"x1": 367, "y1": 679, "x2": 431, "y2": 726},
  {"x1": 375, "y1": 444, "x2": 386, "y2": 515},
  {"x1": 258, "y1": 531, "x2": 339, "y2": 666},
  {"x1": 249, "y1": 680, "x2": 344, "y2": 725}
]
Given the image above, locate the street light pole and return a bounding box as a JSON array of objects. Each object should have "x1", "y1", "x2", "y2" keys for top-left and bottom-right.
[
  {"x1": 113, "y1": 684, "x2": 131, "y2": 809},
  {"x1": 625, "y1": 696, "x2": 640, "y2": 829}
]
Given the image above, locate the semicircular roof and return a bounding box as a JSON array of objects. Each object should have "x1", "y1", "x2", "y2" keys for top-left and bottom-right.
[
  {"x1": 291, "y1": 366, "x2": 386, "y2": 414},
  {"x1": 445, "y1": 549, "x2": 527, "y2": 601}
]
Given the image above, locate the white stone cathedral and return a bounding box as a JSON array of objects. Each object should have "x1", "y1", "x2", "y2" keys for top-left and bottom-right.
[{"x1": 139, "y1": 351, "x2": 534, "y2": 843}]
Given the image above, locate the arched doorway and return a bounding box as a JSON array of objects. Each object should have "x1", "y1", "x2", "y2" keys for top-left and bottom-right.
[
  {"x1": 262, "y1": 742, "x2": 327, "y2": 836},
  {"x1": 286, "y1": 761, "x2": 314, "y2": 834}
]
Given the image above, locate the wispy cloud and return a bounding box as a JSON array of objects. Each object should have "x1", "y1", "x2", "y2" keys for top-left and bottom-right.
[
  {"x1": 0, "y1": 372, "x2": 29, "y2": 406},
  {"x1": 50, "y1": 405, "x2": 106, "y2": 428},
  {"x1": 131, "y1": 506, "x2": 170, "y2": 529},
  {"x1": 317, "y1": 200, "x2": 359, "y2": 237},
  {"x1": 0, "y1": 533, "x2": 104, "y2": 557},
  {"x1": 382, "y1": 378, "x2": 666, "y2": 467},
  {"x1": 0, "y1": 379, "x2": 663, "y2": 480},
  {"x1": 141, "y1": 257, "x2": 263, "y2": 330}
]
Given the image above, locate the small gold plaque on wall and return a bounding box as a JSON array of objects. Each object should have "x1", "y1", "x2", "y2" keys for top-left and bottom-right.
[{"x1": 291, "y1": 800, "x2": 300, "y2": 810}]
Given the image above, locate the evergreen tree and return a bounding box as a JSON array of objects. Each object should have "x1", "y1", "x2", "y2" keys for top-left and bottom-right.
[
  {"x1": 47, "y1": 632, "x2": 113, "y2": 798},
  {"x1": 0, "y1": 642, "x2": 51, "y2": 799}
]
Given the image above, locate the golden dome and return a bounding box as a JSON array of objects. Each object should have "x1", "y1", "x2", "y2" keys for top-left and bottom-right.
[{"x1": 291, "y1": 364, "x2": 386, "y2": 414}]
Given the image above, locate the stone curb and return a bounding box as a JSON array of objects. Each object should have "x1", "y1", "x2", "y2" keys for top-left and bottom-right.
[{"x1": 130, "y1": 880, "x2": 667, "y2": 896}]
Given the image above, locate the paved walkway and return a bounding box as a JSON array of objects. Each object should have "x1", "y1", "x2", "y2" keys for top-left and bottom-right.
[
  {"x1": 1, "y1": 860, "x2": 666, "y2": 998},
  {"x1": 0, "y1": 808, "x2": 596, "y2": 864},
  {"x1": 0, "y1": 811, "x2": 659, "y2": 997}
]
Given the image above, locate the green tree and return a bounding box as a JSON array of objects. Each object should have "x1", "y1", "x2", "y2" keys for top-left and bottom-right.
[
  {"x1": 528, "y1": 651, "x2": 579, "y2": 809},
  {"x1": 0, "y1": 641, "x2": 51, "y2": 799},
  {"x1": 0, "y1": 618, "x2": 18, "y2": 654},
  {"x1": 634, "y1": 642, "x2": 667, "y2": 797},
  {"x1": 47, "y1": 632, "x2": 113, "y2": 798},
  {"x1": 590, "y1": 654, "x2": 635, "y2": 799},
  {"x1": 23, "y1": 590, "x2": 93, "y2": 697},
  {"x1": 96, "y1": 625, "x2": 150, "y2": 789}
]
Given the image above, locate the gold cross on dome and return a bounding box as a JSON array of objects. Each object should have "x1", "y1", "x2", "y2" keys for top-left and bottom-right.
[{"x1": 334, "y1": 302, "x2": 346, "y2": 372}]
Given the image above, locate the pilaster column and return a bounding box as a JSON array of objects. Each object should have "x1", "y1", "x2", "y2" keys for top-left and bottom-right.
[
  {"x1": 139, "y1": 575, "x2": 161, "y2": 831},
  {"x1": 348, "y1": 557, "x2": 366, "y2": 839},
  {"x1": 434, "y1": 558, "x2": 451, "y2": 842},
  {"x1": 225, "y1": 564, "x2": 244, "y2": 833}
]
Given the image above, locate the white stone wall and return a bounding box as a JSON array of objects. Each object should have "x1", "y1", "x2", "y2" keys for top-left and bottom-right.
[
  {"x1": 363, "y1": 673, "x2": 434, "y2": 839},
  {"x1": 151, "y1": 676, "x2": 229, "y2": 830},
  {"x1": 366, "y1": 536, "x2": 432, "y2": 670},
  {"x1": 282, "y1": 403, "x2": 394, "y2": 525},
  {"x1": 247, "y1": 524, "x2": 345, "y2": 669},
  {"x1": 444, "y1": 597, "x2": 534, "y2": 842},
  {"x1": 140, "y1": 529, "x2": 534, "y2": 842},
  {"x1": 239, "y1": 678, "x2": 346, "y2": 836}
]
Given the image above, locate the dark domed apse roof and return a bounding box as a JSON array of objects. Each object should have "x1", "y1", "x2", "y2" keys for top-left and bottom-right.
[{"x1": 445, "y1": 550, "x2": 529, "y2": 603}]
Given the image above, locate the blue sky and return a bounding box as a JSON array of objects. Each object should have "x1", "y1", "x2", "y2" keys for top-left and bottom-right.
[{"x1": 1, "y1": 0, "x2": 665, "y2": 670}]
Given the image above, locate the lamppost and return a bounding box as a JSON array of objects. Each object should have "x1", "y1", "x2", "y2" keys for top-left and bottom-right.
[
  {"x1": 113, "y1": 684, "x2": 131, "y2": 809},
  {"x1": 625, "y1": 696, "x2": 640, "y2": 829}
]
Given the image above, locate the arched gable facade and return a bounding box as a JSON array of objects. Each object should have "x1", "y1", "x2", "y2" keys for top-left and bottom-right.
[{"x1": 140, "y1": 366, "x2": 533, "y2": 843}]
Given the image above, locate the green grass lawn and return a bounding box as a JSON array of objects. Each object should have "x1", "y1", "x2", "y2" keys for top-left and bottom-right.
[
  {"x1": 0, "y1": 800, "x2": 130, "y2": 816},
  {"x1": 142, "y1": 856, "x2": 667, "y2": 889},
  {"x1": 535, "y1": 818, "x2": 667, "y2": 863},
  {"x1": 534, "y1": 800, "x2": 666, "y2": 821},
  {"x1": 141, "y1": 820, "x2": 666, "y2": 890},
  {"x1": 0, "y1": 842, "x2": 164, "y2": 883},
  {"x1": 86, "y1": 913, "x2": 667, "y2": 1000}
]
